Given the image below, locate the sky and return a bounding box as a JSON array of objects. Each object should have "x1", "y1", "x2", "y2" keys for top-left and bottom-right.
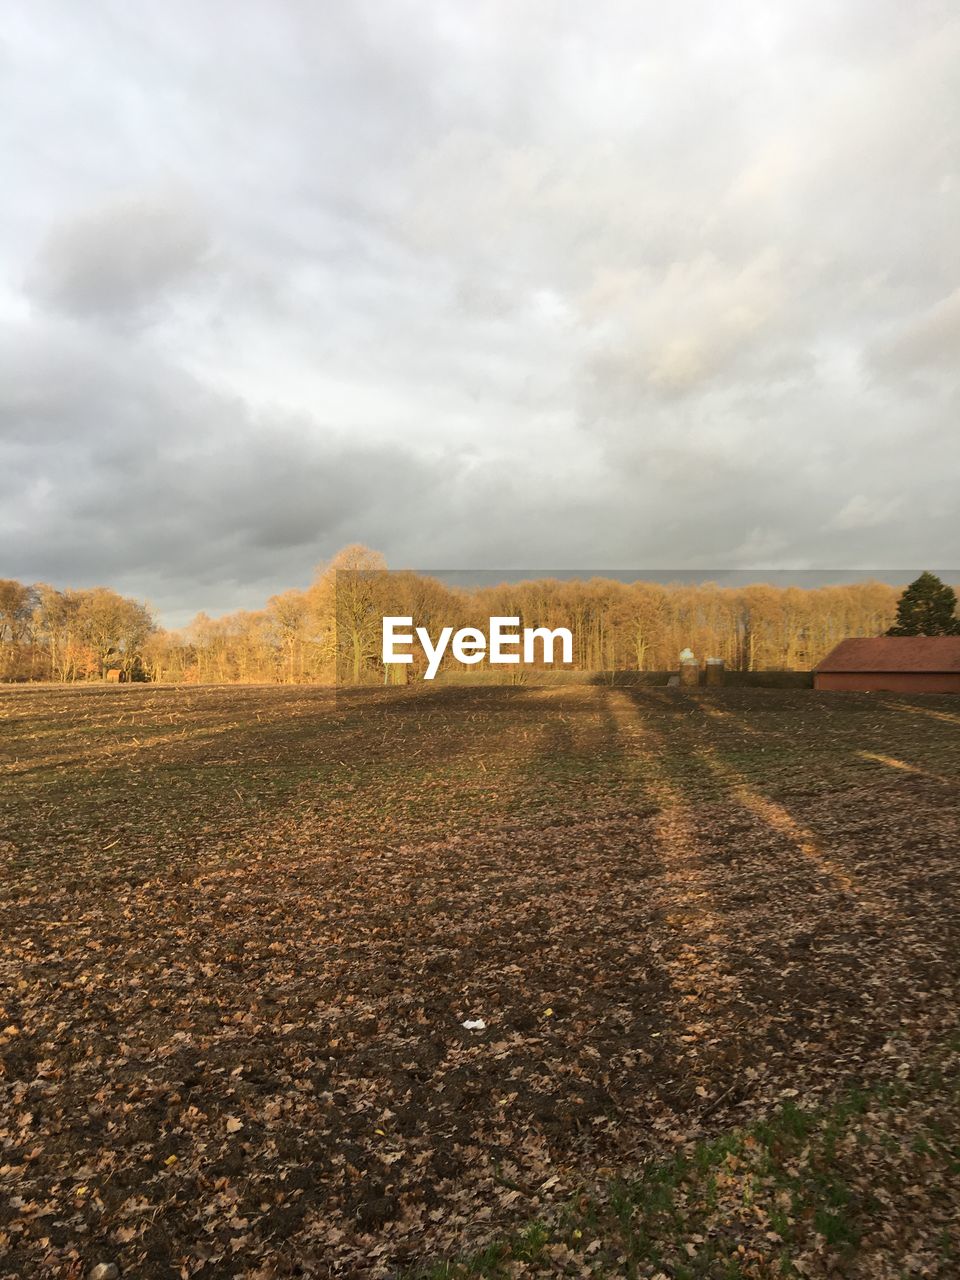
[{"x1": 2, "y1": 1, "x2": 958, "y2": 626}]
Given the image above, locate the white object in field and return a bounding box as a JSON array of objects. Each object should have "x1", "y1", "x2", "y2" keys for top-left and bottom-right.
[
  {"x1": 461, "y1": 1018, "x2": 486, "y2": 1031},
  {"x1": 679, "y1": 647, "x2": 695, "y2": 662}
]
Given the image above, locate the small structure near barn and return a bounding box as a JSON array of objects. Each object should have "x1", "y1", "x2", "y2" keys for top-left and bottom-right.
[
  {"x1": 814, "y1": 636, "x2": 960, "y2": 693},
  {"x1": 105, "y1": 669, "x2": 126, "y2": 683},
  {"x1": 678, "y1": 648, "x2": 699, "y2": 688},
  {"x1": 705, "y1": 657, "x2": 725, "y2": 686}
]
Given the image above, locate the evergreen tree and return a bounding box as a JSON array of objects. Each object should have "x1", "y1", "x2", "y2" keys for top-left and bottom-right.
[{"x1": 886, "y1": 572, "x2": 960, "y2": 636}]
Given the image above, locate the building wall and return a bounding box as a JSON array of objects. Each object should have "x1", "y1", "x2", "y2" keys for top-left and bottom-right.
[{"x1": 814, "y1": 672, "x2": 960, "y2": 693}]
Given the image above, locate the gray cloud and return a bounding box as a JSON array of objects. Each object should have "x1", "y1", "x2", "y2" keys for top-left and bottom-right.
[
  {"x1": 27, "y1": 192, "x2": 210, "y2": 322},
  {"x1": 1, "y1": 0, "x2": 958, "y2": 624}
]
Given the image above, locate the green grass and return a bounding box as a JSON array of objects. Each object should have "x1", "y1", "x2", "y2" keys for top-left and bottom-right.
[{"x1": 408, "y1": 1050, "x2": 960, "y2": 1279}]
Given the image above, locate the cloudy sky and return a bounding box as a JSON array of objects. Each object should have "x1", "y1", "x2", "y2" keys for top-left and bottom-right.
[{"x1": 2, "y1": 1, "x2": 958, "y2": 624}]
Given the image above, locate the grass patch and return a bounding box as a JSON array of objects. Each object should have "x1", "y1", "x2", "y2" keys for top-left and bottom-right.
[{"x1": 411, "y1": 1052, "x2": 960, "y2": 1279}]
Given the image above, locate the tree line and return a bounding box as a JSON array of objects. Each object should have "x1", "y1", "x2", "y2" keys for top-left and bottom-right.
[
  {"x1": 0, "y1": 580, "x2": 153, "y2": 683},
  {"x1": 2, "y1": 549, "x2": 956, "y2": 684}
]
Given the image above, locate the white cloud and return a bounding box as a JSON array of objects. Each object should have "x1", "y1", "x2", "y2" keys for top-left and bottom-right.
[
  {"x1": 869, "y1": 289, "x2": 960, "y2": 378},
  {"x1": 829, "y1": 495, "x2": 903, "y2": 532}
]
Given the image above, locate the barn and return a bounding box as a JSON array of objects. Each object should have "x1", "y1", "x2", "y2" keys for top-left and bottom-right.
[{"x1": 814, "y1": 636, "x2": 960, "y2": 693}]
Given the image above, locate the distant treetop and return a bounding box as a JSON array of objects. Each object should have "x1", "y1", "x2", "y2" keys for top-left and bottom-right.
[{"x1": 887, "y1": 572, "x2": 960, "y2": 637}]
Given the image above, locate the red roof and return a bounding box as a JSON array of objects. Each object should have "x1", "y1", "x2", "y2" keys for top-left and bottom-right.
[{"x1": 816, "y1": 636, "x2": 960, "y2": 673}]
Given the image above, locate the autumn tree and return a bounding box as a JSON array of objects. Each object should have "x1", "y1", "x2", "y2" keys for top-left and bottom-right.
[
  {"x1": 0, "y1": 579, "x2": 36, "y2": 677},
  {"x1": 33, "y1": 586, "x2": 85, "y2": 681},
  {"x1": 266, "y1": 590, "x2": 319, "y2": 683},
  {"x1": 308, "y1": 544, "x2": 388, "y2": 684},
  {"x1": 76, "y1": 588, "x2": 155, "y2": 678},
  {"x1": 141, "y1": 629, "x2": 194, "y2": 684}
]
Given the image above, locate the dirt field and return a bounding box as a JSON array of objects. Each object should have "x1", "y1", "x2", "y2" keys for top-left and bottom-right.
[{"x1": 1, "y1": 684, "x2": 959, "y2": 1279}]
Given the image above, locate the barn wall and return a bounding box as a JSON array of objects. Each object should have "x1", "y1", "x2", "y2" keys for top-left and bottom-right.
[{"x1": 814, "y1": 672, "x2": 960, "y2": 693}]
